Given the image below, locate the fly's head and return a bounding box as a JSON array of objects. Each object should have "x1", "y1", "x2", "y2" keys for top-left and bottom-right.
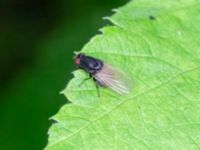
[{"x1": 74, "y1": 53, "x2": 85, "y2": 65}]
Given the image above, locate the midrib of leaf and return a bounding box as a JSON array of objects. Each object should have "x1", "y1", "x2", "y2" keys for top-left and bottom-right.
[
  {"x1": 86, "y1": 51, "x2": 182, "y2": 70},
  {"x1": 47, "y1": 65, "x2": 200, "y2": 149}
]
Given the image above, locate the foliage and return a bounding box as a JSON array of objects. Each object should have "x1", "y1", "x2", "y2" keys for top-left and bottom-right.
[{"x1": 46, "y1": 0, "x2": 200, "y2": 149}]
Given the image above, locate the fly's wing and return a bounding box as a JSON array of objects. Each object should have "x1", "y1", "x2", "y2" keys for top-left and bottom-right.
[{"x1": 94, "y1": 64, "x2": 132, "y2": 95}]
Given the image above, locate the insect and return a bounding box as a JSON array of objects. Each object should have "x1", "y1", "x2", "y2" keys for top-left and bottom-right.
[{"x1": 74, "y1": 53, "x2": 132, "y2": 96}]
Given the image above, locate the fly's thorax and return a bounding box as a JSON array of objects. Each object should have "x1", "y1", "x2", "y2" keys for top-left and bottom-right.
[{"x1": 79, "y1": 55, "x2": 104, "y2": 75}]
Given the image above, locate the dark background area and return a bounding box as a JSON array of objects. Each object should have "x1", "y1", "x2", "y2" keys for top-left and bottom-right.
[{"x1": 0, "y1": 0, "x2": 128, "y2": 149}]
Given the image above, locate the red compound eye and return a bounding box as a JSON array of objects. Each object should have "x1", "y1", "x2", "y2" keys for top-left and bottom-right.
[{"x1": 75, "y1": 58, "x2": 80, "y2": 65}]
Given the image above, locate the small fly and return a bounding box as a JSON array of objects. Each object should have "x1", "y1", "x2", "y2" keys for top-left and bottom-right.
[{"x1": 74, "y1": 53, "x2": 132, "y2": 96}]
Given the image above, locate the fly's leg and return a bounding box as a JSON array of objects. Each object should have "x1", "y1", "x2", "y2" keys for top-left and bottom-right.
[
  {"x1": 79, "y1": 75, "x2": 100, "y2": 97},
  {"x1": 93, "y1": 78, "x2": 100, "y2": 97},
  {"x1": 79, "y1": 74, "x2": 92, "y2": 86}
]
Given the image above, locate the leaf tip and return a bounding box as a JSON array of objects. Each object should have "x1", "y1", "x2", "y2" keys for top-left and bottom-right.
[{"x1": 111, "y1": 8, "x2": 118, "y2": 13}]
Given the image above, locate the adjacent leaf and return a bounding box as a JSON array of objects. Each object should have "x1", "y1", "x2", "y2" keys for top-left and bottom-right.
[{"x1": 46, "y1": 0, "x2": 200, "y2": 149}]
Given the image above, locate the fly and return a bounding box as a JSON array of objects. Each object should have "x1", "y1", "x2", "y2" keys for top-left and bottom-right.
[{"x1": 74, "y1": 53, "x2": 132, "y2": 96}]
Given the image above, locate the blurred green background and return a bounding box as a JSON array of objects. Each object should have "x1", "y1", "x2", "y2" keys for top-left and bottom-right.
[{"x1": 0, "y1": 0, "x2": 128, "y2": 149}]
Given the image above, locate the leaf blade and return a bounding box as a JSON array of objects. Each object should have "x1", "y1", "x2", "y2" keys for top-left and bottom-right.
[{"x1": 46, "y1": 0, "x2": 200, "y2": 149}]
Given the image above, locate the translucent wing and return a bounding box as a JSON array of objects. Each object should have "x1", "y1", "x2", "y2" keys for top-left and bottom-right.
[{"x1": 94, "y1": 64, "x2": 132, "y2": 95}]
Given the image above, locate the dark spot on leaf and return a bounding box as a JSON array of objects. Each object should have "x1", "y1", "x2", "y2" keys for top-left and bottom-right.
[{"x1": 149, "y1": 15, "x2": 156, "y2": 20}]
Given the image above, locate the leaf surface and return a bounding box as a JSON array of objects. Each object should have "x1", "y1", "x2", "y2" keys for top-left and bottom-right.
[{"x1": 46, "y1": 0, "x2": 200, "y2": 149}]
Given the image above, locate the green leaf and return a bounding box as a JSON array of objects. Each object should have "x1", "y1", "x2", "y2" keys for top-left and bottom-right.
[{"x1": 45, "y1": 0, "x2": 200, "y2": 149}]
